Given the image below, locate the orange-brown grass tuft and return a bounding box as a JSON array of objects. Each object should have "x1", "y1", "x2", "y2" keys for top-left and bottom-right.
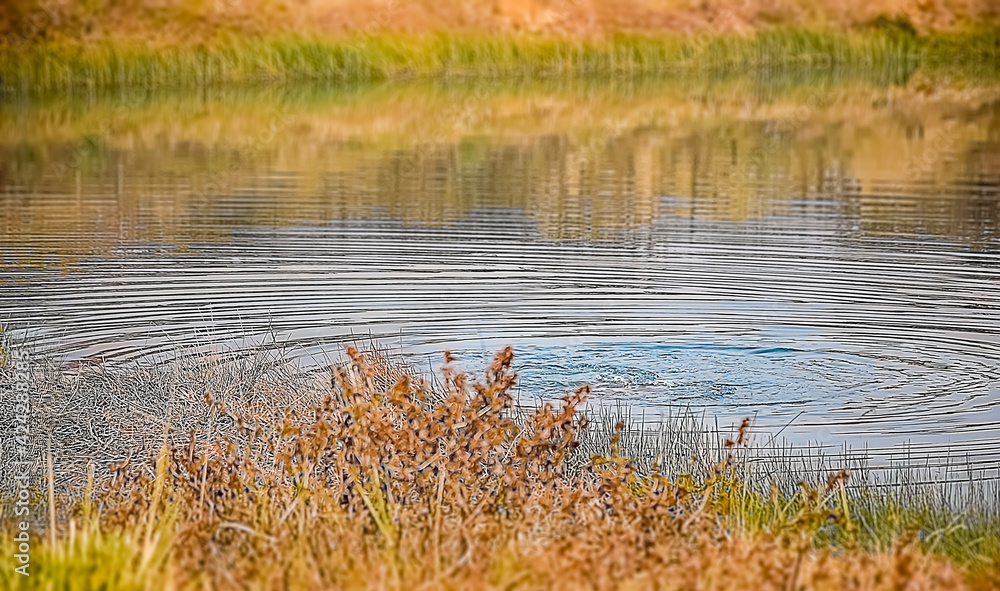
[{"x1": 15, "y1": 346, "x2": 967, "y2": 590}]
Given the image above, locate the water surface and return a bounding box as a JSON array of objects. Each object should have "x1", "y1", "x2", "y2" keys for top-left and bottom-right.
[{"x1": 2, "y1": 75, "x2": 999, "y2": 470}]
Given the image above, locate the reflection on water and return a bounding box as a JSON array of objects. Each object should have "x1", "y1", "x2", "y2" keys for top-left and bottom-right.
[
  {"x1": 2, "y1": 74, "x2": 999, "y2": 265},
  {"x1": 1, "y1": 73, "x2": 999, "y2": 469}
]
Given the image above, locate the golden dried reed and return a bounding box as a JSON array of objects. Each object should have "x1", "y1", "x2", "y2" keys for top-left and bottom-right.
[{"x1": 3, "y1": 346, "x2": 976, "y2": 590}]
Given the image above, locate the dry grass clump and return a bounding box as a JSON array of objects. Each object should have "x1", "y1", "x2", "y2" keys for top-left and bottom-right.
[{"x1": 2, "y1": 345, "x2": 995, "y2": 590}]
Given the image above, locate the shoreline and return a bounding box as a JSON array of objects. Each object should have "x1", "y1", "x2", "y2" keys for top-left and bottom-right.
[
  {"x1": 3, "y1": 27, "x2": 1000, "y2": 94},
  {"x1": 1, "y1": 341, "x2": 998, "y2": 588}
]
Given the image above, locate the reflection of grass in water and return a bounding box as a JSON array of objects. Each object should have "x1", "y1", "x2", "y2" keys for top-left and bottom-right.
[
  {"x1": 3, "y1": 28, "x2": 1000, "y2": 93},
  {"x1": 4, "y1": 69, "x2": 998, "y2": 166},
  {"x1": 1, "y1": 70, "x2": 997, "y2": 272},
  {"x1": 8, "y1": 66, "x2": 998, "y2": 142},
  {"x1": 0, "y1": 344, "x2": 997, "y2": 588}
]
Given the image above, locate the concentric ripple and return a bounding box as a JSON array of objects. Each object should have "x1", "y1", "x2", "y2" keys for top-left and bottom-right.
[
  {"x1": 2, "y1": 85, "x2": 999, "y2": 474},
  {"x1": 4, "y1": 209, "x2": 999, "y2": 466}
]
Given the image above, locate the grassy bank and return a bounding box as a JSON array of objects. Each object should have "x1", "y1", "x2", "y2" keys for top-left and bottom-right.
[
  {"x1": 3, "y1": 27, "x2": 1000, "y2": 94},
  {"x1": 1, "y1": 343, "x2": 999, "y2": 589}
]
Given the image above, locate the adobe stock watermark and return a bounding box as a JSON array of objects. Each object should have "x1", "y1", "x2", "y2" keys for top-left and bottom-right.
[
  {"x1": 5, "y1": 342, "x2": 34, "y2": 577},
  {"x1": 391, "y1": 79, "x2": 501, "y2": 182},
  {"x1": 212, "y1": 0, "x2": 405, "y2": 82},
  {"x1": 905, "y1": 121, "x2": 958, "y2": 177},
  {"x1": 49, "y1": 85, "x2": 152, "y2": 182},
  {"x1": 575, "y1": 112, "x2": 644, "y2": 172},
  {"x1": 345, "y1": 0, "x2": 403, "y2": 52},
  {"x1": 194, "y1": 107, "x2": 292, "y2": 199},
  {"x1": 3, "y1": 0, "x2": 69, "y2": 51},
  {"x1": 725, "y1": 87, "x2": 831, "y2": 193},
  {"x1": 537, "y1": 0, "x2": 584, "y2": 31}
]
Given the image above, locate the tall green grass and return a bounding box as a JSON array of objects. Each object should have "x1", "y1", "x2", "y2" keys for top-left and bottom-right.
[
  {"x1": 3, "y1": 28, "x2": 999, "y2": 94},
  {"x1": 577, "y1": 404, "x2": 1000, "y2": 572}
]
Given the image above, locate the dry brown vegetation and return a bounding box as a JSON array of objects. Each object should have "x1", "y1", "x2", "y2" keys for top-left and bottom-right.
[
  {"x1": 2, "y1": 346, "x2": 998, "y2": 589},
  {"x1": 2, "y1": 0, "x2": 998, "y2": 44}
]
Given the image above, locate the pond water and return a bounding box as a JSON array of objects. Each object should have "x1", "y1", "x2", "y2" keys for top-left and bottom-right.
[{"x1": 2, "y1": 74, "x2": 999, "y2": 470}]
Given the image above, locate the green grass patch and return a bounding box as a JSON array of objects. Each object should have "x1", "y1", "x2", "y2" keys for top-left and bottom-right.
[{"x1": 2, "y1": 27, "x2": 999, "y2": 94}]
